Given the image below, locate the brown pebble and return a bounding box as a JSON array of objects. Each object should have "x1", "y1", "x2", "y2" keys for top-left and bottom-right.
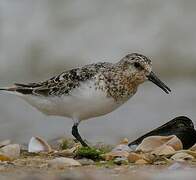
[{"x1": 135, "y1": 159, "x2": 149, "y2": 165}]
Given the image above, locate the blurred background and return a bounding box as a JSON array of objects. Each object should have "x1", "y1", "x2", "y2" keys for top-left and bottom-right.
[{"x1": 0, "y1": 0, "x2": 196, "y2": 144}]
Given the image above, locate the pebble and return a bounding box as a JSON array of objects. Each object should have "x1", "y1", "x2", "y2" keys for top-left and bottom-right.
[
  {"x1": 78, "y1": 158, "x2": 95, "y2": 166},
  {"x1": 48, "y1": 157, "x2": 81, "y2": 169},
  {"x1": 135, "y1": 159, "x2": 149, "y2": 165},
  {"x1": 104, "y1": 151, "x2": 130, "y2": 161},
  {"x1": 129, "y1": 144, "x2": 138, "y2": 151},
  {"x1": 128, "y1": 152, "x2": 143, "y2": 163},
  {"x1": 112, "y1": 144, "x2": 131, "y2": 153},
  {"x1": 114, "y1": 157, "x2": 128, "y2": 165}
]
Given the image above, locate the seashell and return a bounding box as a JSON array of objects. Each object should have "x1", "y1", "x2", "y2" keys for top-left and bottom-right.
[
  {"x1": 48, "y1": 157, "x2": 81, "y2": 169},
  {"x1": 0, "y1": 144, "x2": 20, "y2": 160},
  {"x1": 151, "y1": 144, "x2": 176, "y2": 156},
  {"x1": 166, "y1": 136, "x2": 183, "y2": 151},
  {"x1": 189, "y1": 143, "x2": 196, "y2": 151},
  {"x1": 171, "y1": 152, "x2": 194, "y2": 161},
  {"x1": 182, "y1": 150, "x2": 196, "y2": 158},
  {"x1": 136, "y1": 135, "x2": 182, "y2": 152},
  {"x1": 0, "y1": 140, "x2": 11, "y2": 148},
  {"x1": 28, "y1": 137, "x2": 52, "y2": 153}
]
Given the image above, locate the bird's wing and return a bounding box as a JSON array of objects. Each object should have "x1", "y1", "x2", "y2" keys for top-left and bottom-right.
[{"x1": 13, "y1": 62, "x2": 111, "y2": 96}]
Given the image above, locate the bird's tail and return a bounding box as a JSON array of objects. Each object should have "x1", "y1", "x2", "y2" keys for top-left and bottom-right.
[
  {"x1": 0, "y1": 84, "x2": 35, "y2": 96},
  {"x1": 0, "y1": 86, "x2": 16, "y2": 91},
  {"x1": 0, "y1": 86, "x2": 20, "y2": 95}
]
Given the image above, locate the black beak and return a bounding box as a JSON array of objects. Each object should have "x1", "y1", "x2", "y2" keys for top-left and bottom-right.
[{"x1": 147, "y1": 71, "x2": 171, "y2": 94}]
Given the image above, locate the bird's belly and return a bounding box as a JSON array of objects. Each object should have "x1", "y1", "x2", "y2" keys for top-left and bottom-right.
[
  {"x1": 23, "y1": 81, "x2": 123, "y2": 120},
  {"x1": 59, "y1": 93, "x2": 121, "y2": 120}
]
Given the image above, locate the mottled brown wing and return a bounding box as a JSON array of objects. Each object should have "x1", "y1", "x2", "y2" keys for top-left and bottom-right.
[{"x1": 14, "y1": 62, "x2": 110, "y2": 96}]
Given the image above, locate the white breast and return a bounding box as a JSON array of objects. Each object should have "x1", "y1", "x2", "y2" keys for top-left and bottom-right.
[{"x1": 22, "y1": 80, "x2": 123, "y2": 121}]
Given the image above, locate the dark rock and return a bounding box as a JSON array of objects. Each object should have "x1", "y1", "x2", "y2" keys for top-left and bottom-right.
[{"x1": 129, "y1": 116, "x2": 196, "y2": 149}]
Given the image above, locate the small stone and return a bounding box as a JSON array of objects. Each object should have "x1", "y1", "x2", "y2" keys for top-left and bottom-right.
[
  {"x1": 104, "y1": 142, "x2": 131, "y2": 161},
  {"x1": 53, "y1": 146, "x2": 79, "y2": 157},
  {"x1": 154, "y1": 160, "x2": 167, "y2": 165},
  {"x1": 0, "y1": 154, "x2": 11, "y2": 162},
  {"x1": 99, "y1": 160, "x2": 107, "y2": 164},
  {"x1": 128, "y1": 152, "x2": 143, "y2": 163},
  {"x1": 129, "y1": 144, "x2": 138, "y2": 151},
  {"x1": 135, "y1": 159, "x2": 149, "y2": 165},
  {"x1": 112, "y1": 144, "x2": 131, "y2": 153},
  {"x1": 171, "y1": 152, "x2": 194, "y2": 161},
  {"x1": 48, "y1": 157, "x2": 81, "y2": 169},
  {"x1": 104, "y1": 151, "x2": 129, "y2": 161},
  {"x1": 114, "y1": 157, "x2": 128, "y2": 165},
  {"x1": 78, "y1": 158, "x2": 95, "y2": 166},
  {"x1": 0, "y1": 144, "x2": 20, "y2": 160}
]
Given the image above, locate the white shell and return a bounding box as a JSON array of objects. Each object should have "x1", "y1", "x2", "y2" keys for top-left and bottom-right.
[
  {"x1": 0, "y1": 144, "x2": 20, "y2": 159},
  {"x1": 28, "y1": 137, "x2": 52, "y2": 153},
  {"x1": 171, "y1": 152, "x2": 194, "y2": 161},
  {"x1": 0, "y1": 140, "x2": 11, "y2": 148}
]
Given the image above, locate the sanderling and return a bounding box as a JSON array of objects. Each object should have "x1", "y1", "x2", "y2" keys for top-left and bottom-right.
[{"x1": 0, "y1": 53, "x2": 171, "y2": 147}]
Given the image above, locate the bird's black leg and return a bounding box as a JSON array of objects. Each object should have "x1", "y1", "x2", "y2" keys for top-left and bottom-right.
[{"x1": 72, "y1": 123, "x2": 89, "y2": 147}]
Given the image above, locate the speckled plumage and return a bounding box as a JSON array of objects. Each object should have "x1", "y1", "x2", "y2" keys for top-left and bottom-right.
[
  {"x1": 15, "y1": 62, "x2": 112, "y2": 97},
  {"x1": 0, "y1": 53, "x2": 170, "y2": 146},
  {"x1": 12, "y1": 53, "x2": 152, "y2": 102}
]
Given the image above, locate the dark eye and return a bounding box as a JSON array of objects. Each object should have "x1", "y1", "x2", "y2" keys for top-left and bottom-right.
[{"x1": 134, "y1": 62, "x2": 142, "y2": 69}]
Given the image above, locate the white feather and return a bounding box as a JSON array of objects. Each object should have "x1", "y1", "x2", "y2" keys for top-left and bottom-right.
[{"x1": 20, "y1": 80, "x2": 124, "y2": 121}]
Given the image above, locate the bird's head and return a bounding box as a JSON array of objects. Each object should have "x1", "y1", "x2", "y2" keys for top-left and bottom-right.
[{"x1": 119, "y1": 53, "x2": 171, "y2": 94}]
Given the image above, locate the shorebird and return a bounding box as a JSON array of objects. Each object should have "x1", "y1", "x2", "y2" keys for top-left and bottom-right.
[{"x1": 0, "y1": 53, "x2": 171, "y2": 147}]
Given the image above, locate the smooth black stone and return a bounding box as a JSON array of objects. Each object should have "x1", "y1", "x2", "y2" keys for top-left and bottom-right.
[{"x1": 128, "y1": 116, "x2": 196, "y2": 149}]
